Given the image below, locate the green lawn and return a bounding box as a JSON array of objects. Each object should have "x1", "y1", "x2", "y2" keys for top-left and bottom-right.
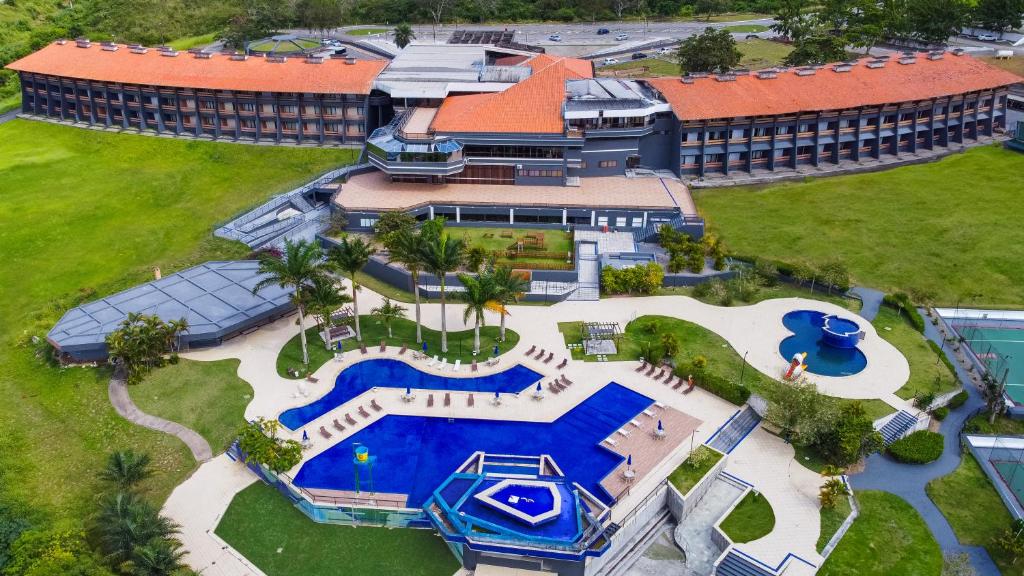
[
  {"x1": 599, "y1": 39, "x2": 790, "y2": 78},
  {"x1": 667, "y1": 448, "x2": 723, "y2": 494},
  {"x1": 216, "y1": 481, "x2": 459, "y2": 576},
  {"x1": 0, "y1": 119, "x2": 354, "y2": 520},
  {"x1": 452, "y1": 226, "x2": 574, "y2": 267},
  {"x1": 719, "y1": 492, "x2": 775, "y2": 543},
  {"x1": 1, "y1": 92, "x2": 21, "y2": 113},
  {"x1": 872, "y1": 306, "x2": 958, "y2": 401},
  {"x1": 347, "y1": 27, "x2": 389, "y2": 36},
  {"x1": 695, "y1": 145, "x2": 1024, "y2": 306},
  {"x1": 276, "y1": 316, "x2": 522, "y2": 378},
  {"x1": 249, "y1": 38, "x2": 321, "y2": 52},
  {"x1": 656, "y1": 281, "x2": 862, "y2": 312},
  {"x1": 819, "y1": 491, "x2": 942, "y2": 576},
  {"x1": 817, "y1": 495, "x2": 853, "y2": 552},
  {"x1": 724, "y1": 24, "x2": 769, "y2": 32},
  {"x1": 928, "y1": 453, "x2": 1017, "y2": 574},
  {"x1": 685, "y1": 12, "x2": 769, "y2": 22},
  {"x1": 964, "y1": 413, "x2": 1024, "y2": 435},
  {"x1": 167, "y1": 32, "x2": 218, "y2": 50},
  {"x1": 130, "y1": 359, "x2": 252, "y2": 454},
  {"x1": 738, "y1": 38, "x2": 794, "y2": 70},
  {"x1": 600, "y1": 58, "x2": 680, "y2": 77}
]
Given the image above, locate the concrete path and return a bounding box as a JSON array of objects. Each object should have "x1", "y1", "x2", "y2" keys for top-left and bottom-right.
[
  {"x1": 108, "y1": 376, "x2": 213, "y2": 462},
  {"x1": 0, "y1": 110, "x2": 18, "y2": 125},
  {"x1": 674, "y1": 478, "x2": 744, "y2": 576},
  {"x1": 847, "y1": 286, "x2": 885, "y2": 322},
  {"x1": 850, "y1": 311, "x2": 999, "y2": 576}
]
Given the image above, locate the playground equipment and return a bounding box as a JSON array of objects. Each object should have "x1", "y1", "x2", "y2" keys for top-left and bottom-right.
[
  {"x1": 352, "y1": 443, "x2": 377, "y2": 494},
  {"x1": 784, "y1": 352, "x2": 808, "y2": 380}
]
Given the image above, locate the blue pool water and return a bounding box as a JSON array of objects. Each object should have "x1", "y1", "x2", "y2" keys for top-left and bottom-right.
[
  {"x1": 780, "y1": 310, "x2": 868, "y2": 377},
  {"x1": 292, "y1": 383, "x2": 652, "y2": 507},
  {"x1": 279, "y1": 359, "x2": 543, "y2": 430},
  {"x1": 464, "y1": 481, "x2": 579, "y2": 538}
]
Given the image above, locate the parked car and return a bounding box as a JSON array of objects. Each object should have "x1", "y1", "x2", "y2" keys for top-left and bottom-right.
[
  {"x1": 657, "y1": 47, "x2": 673, "y2": 55},
  {"x1": 616, "y1": 33, "x2": 629, "y2": 41},
  {"x1": 602, "y1": 57, "x2": 619, "y2": 65},
  {"x1": 597, "y1": 28, "x2": 610, "y2": 35},
  {"x1": 977, "y1": 33, "x2": 997, "y2": 41},
  {"x1": 549, "y1": 34, "x2": 562, "y2": 42},
  {"x1": 331, "y1": 46, "x2": 348, "y2": 56},
  {"x1": 745, "y1": 33, "x2": 760, "y2": 39},
  {"x1": 631, "y1": 52, "x2": 648, "y2": 60}
]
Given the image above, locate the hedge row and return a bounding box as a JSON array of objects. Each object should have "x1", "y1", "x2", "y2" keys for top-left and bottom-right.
[
  {"x1": 887, "y1": 430, "x2": 944, "y2": 464},
  {"x1": 675, "y1": 365, "x2": 751, "y2": 405},
  {"x1": 882, "y1": 292, "x2": 926, "y2": 333},
  {"x1": 948, "y1": 390, "x2": 969, "y2": 410},
  {"x1": 927, "y1": 339, "x2": 957, "y2": 375}
]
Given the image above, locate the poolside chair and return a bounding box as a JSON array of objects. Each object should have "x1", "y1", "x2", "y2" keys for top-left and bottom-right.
[
  {"x1": 654, "y1": 369, "x2": 665, "y2": 380},
  {"x1": 333, "y1": 419, "x2": 345, "y2": 432},
  {"x1": 604, "y1": 438, "x2": 618, "y2": 447},
  {"x1": 358, "y1": 406, "x2": 370, "y2": 418},
  {"x1": 635, "y1": 361, "x2": 648, "y2": 372},
  {"x1": 427, "y1": 355, "x2": 439, "y2": 367},
  {"x1": 399, "y1": 344, "x2": 407, "y2": 355},
  {"x1": 642, "y1": 409, "x2": 655, "y2": 418},
  {"x1": 616, "y1": 428, "x2": 630, "y2": 437},
  {"x1": 345, "y1": 413, "x2": 357, "y2": 425},
  {"x1": 535, "y1": 348, "x2": 546, "y2": 359},
  {"x1": 553, "y1": 380, "x2": 566, "y2": 391},
  {"x1": 468, "y1": 394, "x2": 475, "y2": 407},
  {"x1": 444, "y1": 393, "x2": 451, "y2": 407},
  {"x1": 305, "y1": 374, "x2": 319, "y2": 384},
  {"x1": 525, "y1": 345, "x2": 536, "y2": 355},
  {"x1": 674, "y1": 378, "x2": 685, "y2": 390},
  {"x1": 427, "y1": 393, "x2": 434, "y2": 407},
  {"x1": 645, "y1": 366, "x2": 656, "y2": 377},
  {"x1": 684, "y1": 381, "x2": 697, "y2": 394},
  {"x1": 560, "y1": 375, "x2": 573, "y2": 386},
  {"x1": 630, "y1": 419, "x2": 642, "y2": 428},
  {"x1": 380, "y1": 340, "x2": 387, "y2": 352},
  {"x1": 319, "y1": 426, "x2": 332, "y2": 439},
  {"x1": 360, "y1": 343, "x2": 368, "y2": 354},
  {"x1": 454, "y1": 359, "x2": 461, "y2": 372},
  {"x1": 370, "y1": 399, "x2": 382, "y2": 412},
  {"x1": 556, "y1": 358, "x2": 568, "y2": 370},
  {"x1": 472, "y1": 361, "x2": 478, "y2": 372},
  {"x1": 548, "y1": 382, "x2": 561, "y2": 394},
  {"x1": 544, "y1": 352, "x2": 554, "y2": 363},
  {"x1": 438, "y1": 358, "x2": 449, "y2": 371}
]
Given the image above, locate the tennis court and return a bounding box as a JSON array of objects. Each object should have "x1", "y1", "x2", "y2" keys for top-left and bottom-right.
[
  {"x1": 965, "y1": 435, "x2": 1024, "y2": 519},
  {"x1": 942, "y1": 309, "x2": 1024, "y2": 404}
]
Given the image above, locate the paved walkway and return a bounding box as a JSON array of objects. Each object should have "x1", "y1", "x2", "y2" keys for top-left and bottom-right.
[
  {"x1": 850, "y1": 311, "x2": 999, "y2": 576},
  {"x1": 847, "y1": 286, "x2": 885, "y2": 322},
  {"x1": 0, "y1": 110, "x2": 18, "y2": 125},
  {"x1": 109, "y1": 376, "x2": 213, "y2": 462}
]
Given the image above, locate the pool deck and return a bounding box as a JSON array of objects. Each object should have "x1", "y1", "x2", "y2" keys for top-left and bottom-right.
[{"x1": 166, "y1": 287, "x2": 910, "y2": 575}]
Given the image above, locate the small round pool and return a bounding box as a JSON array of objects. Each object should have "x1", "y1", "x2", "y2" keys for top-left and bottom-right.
[{"x1": 779, "y1": 310, "x2": 867, "y2": 377}]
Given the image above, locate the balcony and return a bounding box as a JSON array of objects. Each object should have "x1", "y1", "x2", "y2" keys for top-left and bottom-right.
[{"x1": 366, "y1": 113, "x2": 465, "y2": 176}]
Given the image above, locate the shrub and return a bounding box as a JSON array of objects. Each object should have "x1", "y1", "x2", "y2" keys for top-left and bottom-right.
[
  {"x1": 927, "y1": 340, "x2": 957, "y2": 375},
  {"x1": 888, "y1": 430, "x2": 944, "y2": 464},
  {"x1": 949, "y1": 390, "x2": 969, "y2": 410},
  {"x1": 676, "y1": 360, "x2": 750, "y2": 405},
  {"x1": 753, "y1": 258, "x2": 779, "y2": 287},
  {"x1": 932, "y1": 407, "x2": 949, "y2": 421},
  {"x1": 914, "y1": 391, "x2": 937, "y2": 410},
  {"x1": 600, "y1": 263, "x2": 664, "y2": 295},
  {"x1": 884, "y1": 292, "x2": 926, "y2": 333},
  {"x1": 687, "y1": 445, "x2": 716, "y2": 469}
]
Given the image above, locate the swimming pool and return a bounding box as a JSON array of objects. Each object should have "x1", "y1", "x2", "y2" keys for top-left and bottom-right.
[
  {"x1": 780, "y1": 310, "x2": 867, "y2": 377},
  {"x1": 292, "y1": 383, "x2": 652, "y2": 507},
  {"x1": 279, "y1": 359, "x2": 543, "y2": 430}
]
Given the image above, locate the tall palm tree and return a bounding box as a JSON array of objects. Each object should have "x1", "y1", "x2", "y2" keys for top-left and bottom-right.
[
  {"x1": 393, "y1": 23, "x2": 416, "y2": 48},
  {"x1": 388, "y1": 228, "x2": 426, "y2": 343},
  {"x1": 93, "y1": 491, "x2": 179, "y2": 567},
  {"x1": 166, "y1": 317, "x2": 189, "y2": 352},
  {"x1": 418, "y1": 231, "x2": 464, "y2": 353},
  {"x1": 253, "y1": 239, "x2": 325, "y2": 367},
  {"x1": 491, "y1": 265, "x2": 529, "y2": 342},
  {"x1": 129, "y1": 538, "x2": 187, "y2": 576},
  {"x1": 303, "y1": 274, "x2": 352, "y2": 346},
  {"x1": 371, "y1": 298, "x2": 407, "y2": 338},
  {"x1": 457, "y1": 272, "x2": 501, "y2": 355},
  {"x1": 327, "y1": 236, "x2": 376, "y2": 342},
  {"x1": 98, "y1": 450, "x2": 153, "y2": 491}
]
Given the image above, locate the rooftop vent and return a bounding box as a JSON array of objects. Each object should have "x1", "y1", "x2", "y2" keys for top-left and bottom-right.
[
  {"x1": 927, "y1": 51, "x2": 945, "y2": 60},
  {"x1": 194, "y1": 51, "x2": 213, "y2": 59},
  {"x1": 898, "y1": 56, "x2": 916, "y2": 65},
  {"x1": 75, "y1": 39, "x2": 92, "y2": 48},
  {"x1": 156, "y1": 45, "x2": 172, "y2": 52},
  {"x1": 160, "y1": 50, "x2": 180, "y2": 57},
  {"x1": 756, "y1": 70, "x2": 778, "y2": 79},
  {"x1": 101, "y1": 44, "x2": 118, "y2": 52},
  {"x1": 866, "y1": 60, "x2": 886, "y2": 69},
  {"x1": 55, "y1": 39, "x2": 67, "y2": 45},
  {"x1": 267, "y1": 56, "x2": 287, "y2": 63},
  {"x1": 230, "y1": 53, "x2": 248, "y2": 61},
  {"x1": 795, "y1": 67, "x2": 817, "y2": 76},
  {"x1": 127, "y1": 43, "x2": 143, "y2": 49},
  {"x1": 344, "y1": 57, "x2": 357, "y2": 65},
  {"x1": 715, "y1": 73, "x2": 736, "y2": 82},
  {"x1": 130, "y1": 47, "x2": 148, "y2": 54},
  {"x1": 329, "y1": 53, "x2": 348, "y2": 59},
  {"x1": 952, "y1": 48, "x2": 966, "y2": 56},
  {"x1": 833, "y1": 64, "x2": 853, "y2": 72},
  {"x1": 305, "y1": 56, "x2": 324, "y2": 64},
  {"x1": 688, "y1": 71, "x2": 708, "y2": 78},
  {"x1": 731, "y1": 68, "x2": 751, "y2": 75},
  {"x1": 875, "y1": 54, "x2": 891, "y2": 61},
  {"x1": 188, "y1": 48, "x2": 203, "y2": 54},
  {"x1": 680, "y1": 77, "x2": 695, "y2": 84}
]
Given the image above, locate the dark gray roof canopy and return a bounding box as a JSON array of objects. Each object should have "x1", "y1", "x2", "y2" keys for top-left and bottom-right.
[{"x1": 48, "y1": 261, "x2": 295, "y2": 361}]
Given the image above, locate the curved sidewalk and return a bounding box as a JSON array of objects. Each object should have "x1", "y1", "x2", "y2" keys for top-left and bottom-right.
[{"x1": 109, "y1": 376, "x2": 213, "y2": 462}]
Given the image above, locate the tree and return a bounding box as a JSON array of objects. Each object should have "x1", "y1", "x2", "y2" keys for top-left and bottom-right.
[
  {"x1": 419, "y1": 0, "x2": 450, "y2": 40},
  {"x1": 784, "y1": 34, "x2": 848, "y2": 65},
  {"x1": 676, "y1": 27, "x2": 741, "y2": 73},
  {"x1": 465, "y1": 245, "x2": 488, "y2": 273},
  {"x1": 457, "y1": 271, "x2": 501, "y2": 354},
  {"x1": 236, "y1": 418, "x2": 304, "y2": 474},
  {"x1": 106, "y1": 313, "x2": 188, "y2": 385},
  {"x1": 943, "y1": 552, "x2": 977, "y2": 576},
  {"x1": 370, "y1": 298, "x2": 407, "y2": 338},
  {"x1": 327, "y1": 236, "x2": 376, "y2": 343},
  {"x1": 373, "y1": 211, "x2": 417, "y2": 252},
  {"x1": 92, "y1": 491, "x2": 179, "y2": 567},
  {"x1": 661, "y1": 332, "x2": 680, "y2": 358},
  {"x1": 996, "y1": 527, "x2": 1024, "y2": 565},
  {"x1": 792, "y1": 261, "x2": 816, "y2": 293},
  {"x1": 771, "y1": 0, "x2": 814, "y2": 41},
  {"x1": 296, "y1": 0, "x2": 345, "y2": 36},
  {"x1": 303, "y1": 274, "x2": 351, "y2": 345},
  {"x1": 764, "y1": 379, "x2": 838, "y2": 446},
  {"x1": 253, "y1": 239, "x2": 325, "y2": 367},
  {"x1": 813, "y1": 401, "x2": 883, "y2": 466},
  {"x1": 491, "y1": 265, "x2": 529, "y2": 342},
  {"x1": 819, "y1": 476, "x2": 849, "y2": 508},
  {"x1": 126, "y1": 538, "x2": 187, "y2": 576},
  {"x1": 388, "y1": 228, "x2": 427, "y2": 344},
  {"x1": 222, "y1": 0, "x2": 295, "y2": 50},
  {"x1": 4, "y1": 527, "x2": 113, "y2": 576},
  {"x1": 907, "y1": 0, "x2": 971, "y2": 44},
  {"x1": 98, "y1": 450, "x2": 153, "y2": 492},
  {"x1": 694, "y1": 0, "x2": 730, "y2": 20},
  {"x1": 417, "y1": 230, "x2": 465, "y2": 353},
  {"x1": 819, "y1": 259, "x2": 850, "y2": 295},
  {"x1": 393, "y1": 23, "x2": 416, "y2": 47},
  {"x1": 973, "y1": 0, "x2": 1024, "y2": 36}
]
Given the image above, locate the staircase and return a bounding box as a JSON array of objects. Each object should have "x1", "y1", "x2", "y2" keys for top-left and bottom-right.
[
  {"x1": 633, "y1": 215, "x2": 688, "y2": 244},
  {"x1": 569, "y1": 241, "x2": 600, "y2": 301},
  {"x1": 878, "y1": 410, "x2": 919, "y2": 445},
  {"x1": 716, "y1": 551, "x2": 777, "y2": 576},
  {"x1": 708, "y1": 407, "x2": 761, "y2": 454}
]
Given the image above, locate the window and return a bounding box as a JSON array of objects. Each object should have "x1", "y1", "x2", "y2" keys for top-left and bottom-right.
[
  {"x1": 280, "y1": 105, "x2": 298, "y2": 114},
  {"x1": 517, "y1": 169, "x2": 563, "y2": 178},
  {"x1": 597, "y1": 216, "x2": 609, "y2": 226},
  {"x1": 775, "y1": 126, "x2": 789, "y2": 136},
  {"x1": 798, "y1": 123, "x2": 813, "y2": 133},
  {"x1": 359, "y1": 218, "x2": 378, "y2": 228},
  {"x1": 615, "y1": 217, "x2": 627, "y2": 227},
  {"x1": 238, "y1": 102, "x2": 256, "y2": 112},
  {"x1": 796, "y1": 145, "x2": 813, "y2": 157},
  {"x1": 282, "y1": 121, "x2": 298, "y2": 131},
  {"x1": 598, "y1": 160, "x2": 617, "y2": 168},
  {"x1": 704, "y1": 154, "x2": 723, "y2": 164},
  {"x1": 240, "y1": 119, "x2": 256, "y2": 130},
  {"x1": 631, "y1": 217, "x2": 643, "y2": 227},
  {"x1": 752, "y1": 150, "x2": 769, "y2": 160}
]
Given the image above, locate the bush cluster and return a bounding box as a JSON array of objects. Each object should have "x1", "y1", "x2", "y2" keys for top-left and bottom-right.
[
  {"x1": 887, "y1": 430, "x2": 944, "y2": 464},
  {"x1": 927, "y1": 340, "x2": 957, "y2": 375},
  {"x1": 675, "y1": 361, "x2": 750, "y2": 405},
  {"x1": 600, "y1": 263, "x2": 664, "y2": 295},
  {"x1": 949, "y1": 391, "x2": 969, "y2": 410},
  {"x1": 932, "y1": 406, "x2": 949, "y2": 421},
  {"x1": 883, "y1": 292, "x2": 926, "y2": 333}
]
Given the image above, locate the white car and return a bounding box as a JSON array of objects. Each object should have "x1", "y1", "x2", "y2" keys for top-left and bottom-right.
[
  {"x1": 549, "y1": 34, "x2": 562, "y2": 42},
  {"x1": 603, "y1": 57, "x2": 619, "y2": 65},
  {"x1": 977, "y1": 33, "x2": 997, "y2": 42},
  {"x1": 615, "y1": 33, "x2": 629, "y2": 41},
  {"x1": 658, "y1": 47, "x2": 673, "y2": 55}
]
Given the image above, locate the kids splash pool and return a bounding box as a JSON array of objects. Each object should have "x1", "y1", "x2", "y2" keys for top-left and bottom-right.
[{"x1": 779, "y1": 310, "x2": 867, "y2": 377}]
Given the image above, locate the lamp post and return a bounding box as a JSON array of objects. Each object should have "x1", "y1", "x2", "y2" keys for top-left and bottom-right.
[{"x1": 739, "y1": 350, "x2": 749, "y2": 386}]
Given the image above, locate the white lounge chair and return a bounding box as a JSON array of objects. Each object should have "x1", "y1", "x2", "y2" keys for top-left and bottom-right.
[
  {"x1": 616, "y1": 428, "x2": 630, "y2": 437},
  {"x1": 453, "y1": 359, "x2": 461, "y2": 372},
  {"x1": 427, "y1": 355, "x2": 439, "y2": 367},
  {"x1": 604, "y1": 438, "x2": 618, "y2": 446},
  {"x1": 438, "y1": 358, "x2": 449, "y2": 371},
  {"x1": 629, "y1": 419, "x2": 642, "y2": 428},
  {"x1": 642, "y1": 409, "x2": 655, "y2": 417},
  {"x1": 654, "y1": 401, "x2": 666, "y2": 409}
]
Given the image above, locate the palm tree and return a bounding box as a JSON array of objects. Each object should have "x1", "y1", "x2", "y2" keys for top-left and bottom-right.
[
  {"x1": 98, "y1": 450, "x2": 154, "y2": 491},
  {"x1": 303, "y1": 274, "x2": 352, "y2": 346},
  {"x1": 166, "y1": 317, "x2": 189, "y2": 352},
  {"x1": 253, "y1": 239, "x2": 325, "y2": 366},
  {"x1": 370, "y1": 298, "x2": 407, "y2": 338},
  {"x1": 457, "y1": 272, "x2": 501, "y2": 355},
  {"x1": 327, "y1": 236, "x2": 376, "y2": 342},
  {"x1": 491, "y1": 265, "x2": 529, "y2": 342},
  {"x1": 389, "y1": 228, "x2": 426, "y2": 343},
  {"x1": 393, "y1": 23, "x2": 416, "y2": 48},
  {"x1": 129, "y1": 538, "x2": 187, "y2": 576},
  {"x1": 418, "y1": 231, "x2": 465, "y2": 353},
  {"x1": 93, "y1": 491, "x2": 179, "y2": 566}
]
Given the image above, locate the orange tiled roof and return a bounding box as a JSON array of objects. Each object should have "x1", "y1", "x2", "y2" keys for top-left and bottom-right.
[
  {"x1": 647, "y1": 54, "x2": 1023, "y2": 121},
  {"x1": 6, "y1": 41, "x2": 388, "y2": 94},
  {"x1": 431, "y1": 55, "x2": 593, "y2": 134}
]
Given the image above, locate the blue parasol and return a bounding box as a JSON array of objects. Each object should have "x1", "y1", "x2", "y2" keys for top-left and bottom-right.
[
  {"x1": 627, "y1": 454, "x2": 632, "y2": 467},
  {"x1": 406, "y1": 385, "x2": 412, "y2": 395},
  {"x1": 494, "y1": 391, "x2": 500, "y2": 399},
  {"x1": 422, "y1": 342, "x2": 429, "y2": 353},
  {"x1": 536, "y1": 381, "x2": 542, "y2": 391},
  {"x1": 302, "y1": 430, "x2": 309, "y2": 442},
  {"x1": 658, "y1": 420, "x2": 664, "y2": 432},
  {"x1": 493, "y1": 344, "x2": 500, "y2": 356}
]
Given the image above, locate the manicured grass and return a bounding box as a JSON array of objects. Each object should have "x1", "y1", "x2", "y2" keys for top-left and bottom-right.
[
  {"x1": 452, "y1": 226, "x2": 574, "y2": 266},
  {"x1": 600, "y1": 58, "x2": 680, "y2": 77},
  {"x1": 872, "y1": 306, "x2": 958, "y2": 401},
  {"x1": 685, "y1": 12, "x2": 769, "y2": 22},
  {"x1": 724, "y1": 24, "x2": 769, "y2": 32},
  {"x1": 216, "y1": 481, "x2": 459, "y2": 576},
  {"x1": 347, "y1": 27, "x2": 389, "y2": 36},
  {"x1": 819, "y1": 491, "x2": 942, "y2": 576},
  {"x1": 964, "y1": 413, "x2": 1024, "y2": 435},
  {"x1": 355, "y1": 270, "x2": 417, "y2": 303},
  {"x1": 0, "y1": 119, "x2": 354, "y2": 520},
  {"x1": 656, "y1": 281, "x2": 862, "y2": 312},
  {"x1": 794, "y1": 442, "x2": 833, "y2": 474},
  {"x1": 167, "y1": 32, "x2": 218, "y2": 50},
  {"x1": 0, "y1": 92, "x2": 21, "y2": 114},
  {"x1": 980, "y1": 56, "x2": 1024, "y2": 77},
  {"x1": 738, "y1": 38, "x2": 794, "y2": 70},
  {"x1": 927, "y1": 453, "x2": 1017, "y2": 574},
  {"x1": 719, "y1": 491, "x2": 775, "y2": 543},
  {"x1": 668, "y1": 449, "x2": 723, "y2": 494},
  {"x1": 276, "y1": 316, "x2": 521, "y2": 378},
  {"x1": 817, "y1": 495, "x2": 853, "y2": 552},
  {"x1": 249, "y1": 38, "x2": 321, "y2": 52},
  {"x1": 130, "y1": 359, "x2": 252, "y2": 453},
  {"x1": 695, "y1": 145, "x2": 1024, "y2": 306}
]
